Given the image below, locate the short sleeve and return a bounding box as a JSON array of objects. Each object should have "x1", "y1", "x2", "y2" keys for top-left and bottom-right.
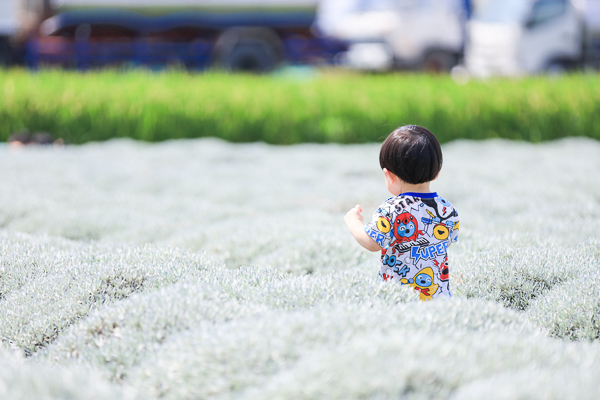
[
  {"x1": 449, "y1": 219, "x2": 459, "y2": 243},
  {"x1": 364, "y1": 203, "x2": 394, "y2": 249}
]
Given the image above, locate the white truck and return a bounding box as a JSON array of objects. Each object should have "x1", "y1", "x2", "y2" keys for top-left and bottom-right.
[
  {"x1": 316, "y1": 0, "x2": 472, "y2": 71},
  {"x1": 466, "y1": 0, "x2": 600, "y2": 76}
]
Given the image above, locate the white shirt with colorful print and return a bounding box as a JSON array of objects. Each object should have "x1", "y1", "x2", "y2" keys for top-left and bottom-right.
[{"x1": 364, "y1": 192, "x2": 459, "y2": 301}]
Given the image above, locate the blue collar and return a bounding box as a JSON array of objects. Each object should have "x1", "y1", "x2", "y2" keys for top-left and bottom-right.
[{"x1": 400, "y1": 192, "x2": 438, "y2": 199}]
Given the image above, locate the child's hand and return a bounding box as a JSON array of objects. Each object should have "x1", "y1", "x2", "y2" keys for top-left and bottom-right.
[
  {"x1": 344, "y1": 205, "x2": 364, "y2": 225},
  {"x1": 344, "y1": 205, "x2": 381, "y2": 252}
]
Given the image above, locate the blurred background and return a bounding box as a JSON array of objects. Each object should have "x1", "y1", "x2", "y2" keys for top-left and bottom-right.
[
  {"x1": 1, "y1": 0, "x2": 600, "y2": 146},
  {"x1": 1, "y1": 0, "x2": 598, "y2": 75}
]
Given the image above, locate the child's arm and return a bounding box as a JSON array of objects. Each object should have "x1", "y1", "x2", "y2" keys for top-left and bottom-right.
[{"x1": 344, "y1": 205, "x2": 382, "y2": 252}]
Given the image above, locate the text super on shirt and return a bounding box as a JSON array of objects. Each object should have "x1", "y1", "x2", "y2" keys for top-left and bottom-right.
[{"x1": 364, "y1": 192, "x2": 459, "y2": 301}]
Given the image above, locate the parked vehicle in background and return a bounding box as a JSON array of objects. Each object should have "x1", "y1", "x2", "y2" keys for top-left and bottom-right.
[
  {"x1": 0, "y1": 0, "x2": 346, "y2": 72},
  {"x1": 317, "y1": 0, "x2": 472, "y2": 72},
  {"x1": 0, "y1": 0, "x2": 41, "y2": 66},
  {"x1": 0, "y1": 0, "x2": 17, "y2": 65},
  {"x1": 466, "y1": 0, "x2": 600, "y2": 76}
]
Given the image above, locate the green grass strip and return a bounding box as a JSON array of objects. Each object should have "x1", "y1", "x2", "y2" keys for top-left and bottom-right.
[{"x1": 1, "y1": 69, "x2": 599, "y2": 144}]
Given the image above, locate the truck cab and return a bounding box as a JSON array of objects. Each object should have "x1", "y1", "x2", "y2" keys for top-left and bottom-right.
[
  {"x1": 466, "y1": 0, "x2": 600, "y2": 76},
  {"x1": 317, "y1": 0, "x2": 471, "y2": 72}
]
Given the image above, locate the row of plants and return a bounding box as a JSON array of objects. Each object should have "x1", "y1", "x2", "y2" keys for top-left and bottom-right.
[{"x1": 1, "y1": 69, "x2": 599, "y2": 144}]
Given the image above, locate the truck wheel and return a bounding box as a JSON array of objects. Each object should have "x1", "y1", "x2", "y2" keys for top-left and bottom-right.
[
  {"x1": 220, "y1": 42, "x2": 278, "y2": 72},
  {"x1": 545, "y1": 60, "x2": 578, "y2": 75},
  {"x1": 546, "y1": 62, "x2": 567, "y2": 75},
  {"x1": 0, "y1": 37, "x2": 11, "y2": 67},
  {"x1": 422, "y1": 51, "x2": 457, "y2": 73},
  {"x1": 213, "y1": 28, "x2": 283, "y2": 73}
]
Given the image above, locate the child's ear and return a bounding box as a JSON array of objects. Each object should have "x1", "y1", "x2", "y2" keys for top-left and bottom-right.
[
  {"x1": 383, "y1": 168, "x2": 397, "y2": 184},
  {"x1": 383, "y1": 168, "x2": 392, "y2": 183}
]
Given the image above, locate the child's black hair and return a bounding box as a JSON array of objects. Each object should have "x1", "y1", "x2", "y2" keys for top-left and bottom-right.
[{"x1": 379, "y1": 125, "x2": 443, "y2": 185}]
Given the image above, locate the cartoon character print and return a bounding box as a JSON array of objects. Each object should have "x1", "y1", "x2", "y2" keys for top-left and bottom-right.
[
  {"x1": 376, "y1": 216, "x2": 392, "y2": 234},
  {"x1": 432, "y1": 223, "x2": 450, "y2": 240},
  {"x1": 400, "y1": 267, "x2": 439, "y2": 301},
  {"x1": 422, "y1": 197, "x2": 458, "y2": 220},
  {"x1": 420, "y1": 197, "x2": 458, "y2": 243},
  {"x1": 433, "y1": 256, "x2": 449, "y2": 281},
  {"x1": 391, "y1": 212, "x2": 424, "y2": 245},
  {"x1": 368, "y1": 194, "x2": 458, "y2": 300}
]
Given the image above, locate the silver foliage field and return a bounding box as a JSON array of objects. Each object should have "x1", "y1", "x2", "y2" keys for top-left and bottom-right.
[{"x1": 0, "y1": 137, "x2": 599, "y2": 399}]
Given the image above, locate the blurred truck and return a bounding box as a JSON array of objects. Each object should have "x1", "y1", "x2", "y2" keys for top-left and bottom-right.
[
  {"x1": 0, "y1": 0, "x2": 41, "y2": 65},
  {"x1": 316, "y1": 0, "x2": 473, "y2": 71},
  {"x1": 0, "y1": 0, "x2": 345, "y2": 71},
  {"x1": 0, "y1": 0, "x2": 16, "y2": 65},
  {"x1": 466, "y1": 0, "x2": 600, "y2": 76}
]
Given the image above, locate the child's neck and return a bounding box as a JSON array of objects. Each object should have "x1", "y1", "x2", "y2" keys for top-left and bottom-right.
[{"x1": 395, "y1": 181, "x2": 432, "y2": 196}]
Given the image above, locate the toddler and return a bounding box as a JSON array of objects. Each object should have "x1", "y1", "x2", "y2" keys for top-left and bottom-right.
[{"x1": 344, "y1": 125, "x2": 459, "y2": 301}]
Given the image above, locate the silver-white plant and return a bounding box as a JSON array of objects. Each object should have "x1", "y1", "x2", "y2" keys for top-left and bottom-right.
[{"x1": 0, "y1": 137, "x2": 598, "y2": 399}]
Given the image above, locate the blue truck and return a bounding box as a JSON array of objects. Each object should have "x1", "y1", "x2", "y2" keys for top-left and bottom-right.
[{"x1": 1, "y1": 0, "x2": 345, "y2": 71}]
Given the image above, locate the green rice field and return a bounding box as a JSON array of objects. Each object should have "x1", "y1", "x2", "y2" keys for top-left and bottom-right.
[{"x1": 1, "y1": 69, "x2": 600, "y2": 144}]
